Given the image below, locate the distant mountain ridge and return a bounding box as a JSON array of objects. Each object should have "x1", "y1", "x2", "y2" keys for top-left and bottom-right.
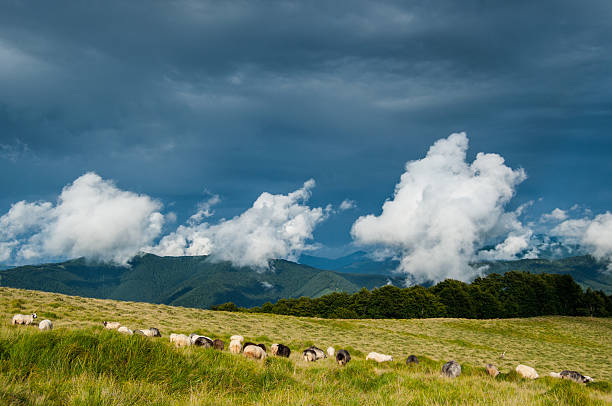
[
  {"x1": 0, "y1": 254, "x2": 400, "y2": 308},
  {"x1": 300, "y1": 252, "x2": 612, "y2": 294}
]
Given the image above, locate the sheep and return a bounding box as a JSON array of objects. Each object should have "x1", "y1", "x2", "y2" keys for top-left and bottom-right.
[
  {"x1": 549, "y1": 370, "x2": 593, "y2": 383},
  {"x1": 406, "y1": 355, "x2": 419, "y2": 365},
  {"x1": 336, "y1": 349, "x2": 351, "y2": 366},
  {"x1": 306, "y1": 346, "x2": 326, "y2": 360},
  {"x1": 190, "y1": 334, "x2": 213, "y2": 345},
  {"x1": 242, "y1": 341, "x2": 257, "y2": 351},
  {"x1": 213, "y1": 339, "x2": 225, "y2": 351},
  {"x1": 103, "y1": 321, "x2": 121, "y2": 330},
  {"x1": 442, "y1": 361, "x2": 461, "y2": 378},
  {"x1": 12, "y1": 313, "x2": 37, "y2": 325},
  {"x1": 117, "y1": 326, "x2": 133, "y2": 335},
  {"x1": 303, "y1": 349, "x2": 317, "y2": 362},
  {"x1": 516, "y1": 364, "x2": 538, "y2": 379},
  {"x1": 243, "y1": 344, "x2": 267, "y2": 360},
  {"x1": 148, "y1": 327, "x2": 161, "y2": 337},
  {"x1": 170, "y1": 333, "x2": 191, "y2": 348},
  {"x1": 366, "y1": 352, "x2": 393, "y2": 363},
  {"x1": 485, "y1": 363, "x2": 500, "y2": 377},
  {"x1": 229, "y1": 336, "x2": 244, "y2": 354},
  {"x1": 135, "y1": 328, "x2": 161, "y2": 337},
  {"x1": 38, "y1": 319, "x2": 53, "y2": 331},
  {"x1": 271, "y1": 344, "x2": 291, "y2": 358},
  {"x1": 194, "y1": 336, "x2": 213, "y2": 348},
  {"x1": 327, "y1": 347, "x2": 335, "y2": 357}
]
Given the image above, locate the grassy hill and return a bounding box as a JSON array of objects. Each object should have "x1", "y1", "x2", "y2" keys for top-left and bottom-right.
[
  {"x1": 0, "y1": 254, "x2": 399, "y2": 309},
  {"x1": 0, "y1": 287, "x2": 610, "y2": 405}
]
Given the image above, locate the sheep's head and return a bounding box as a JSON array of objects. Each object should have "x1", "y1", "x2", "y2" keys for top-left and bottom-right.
[
  {"x1": 32, "y1": 313, "x2": 37, "y2": 319},
  {"x1": 103, "y1": 321, "x2": 108, "y2": 326}
]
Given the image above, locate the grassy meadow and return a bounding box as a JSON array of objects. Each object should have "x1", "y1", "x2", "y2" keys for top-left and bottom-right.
[{"x1": 0, "y1": 287, "x2": 610, "y2": 405}]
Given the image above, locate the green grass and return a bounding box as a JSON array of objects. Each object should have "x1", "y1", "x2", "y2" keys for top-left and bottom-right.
[{"x1": 0, "y1": 287, "x2": 610, "y2": 405}]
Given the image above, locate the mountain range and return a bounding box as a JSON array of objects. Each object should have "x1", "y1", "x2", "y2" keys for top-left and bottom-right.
[
  {"x1": 0, "y1": 254, "x2": 400, "y2": 308},
  {"x1": 1, "y1": 248, "x2": 610, "y2": 310}
]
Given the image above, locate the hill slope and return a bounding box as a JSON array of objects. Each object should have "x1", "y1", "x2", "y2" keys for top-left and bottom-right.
[
  {"x1": 0, "y1": 254, "x2": 399, "y2": 308},
  {"x1": 0, "y1": 287, "x2": 610, "y2": 405}
]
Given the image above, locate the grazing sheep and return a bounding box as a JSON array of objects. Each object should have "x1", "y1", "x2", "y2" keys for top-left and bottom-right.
[
  {"x1": 366, "y1": 352, "x2": 393, "y2": 363},
  {"x1": 327, "y1": 347, "x2": 335, "y2": 357},
  {"x1": 406, "y1": 355, "x2": 419, "y2": 365},
  {"x1": 117, "y1": 326, "x2": 133, "y2": 335},
  {"x1": 500, "y1": 351, "x2": 505, "y2": 359},
  {"x1": 170, "y1": 333, "x2": 191, "y2": 348},
  {"x1": 192, "y1": 336, "x2": 213, "y2": 348},
  {"x1": 148, "y1": 327, "x2": 161, "y2": 337},
  {"x1": 336, "y1": 349, "x2": 351, "y2": 366},
  {"x1": 213, "y1": 339, "x2": 225, "y2": 351},
  {"x1": 307, "y1": 346, "x2": 327, "y2": 360},
  {"x1": 12, "y1": 313, "x2": 37, "y2": 325},
  {"x1": 103, "y1": 321, "x2": 121, "y2": 330},
  {"x1": 271, "y1": 344, "x2": 291, "y2": 358},
  {"x1": 189, "y1": 334, "x2": 213, "y2": 345},
  {"x1": 552, "y1": 370, "x2": 593, "y2": 383},
  {"x1": 442, "y1": 361, "x2": 461, "y2": 378},
  {"x1": 243, "y1": 344, "x2": 267, "y2": 360},
  {"x1": 516, "y1": 364, "x2": 538, "y2": 379},
  {"x1": 485, "y1": 364, "x2": 500, "y2": 377},
  {"x1": 38, "y1": 319, "x2": 53, "y2": 331},
  {"x1": 135, "y1": 328, "x2": 160, "y2": 337},
  {"x1": 242, "y1": 341, "x2": 257, "y2": 351},
  {"x1": 229, "y1": 336, "x2": 243, "y2": 354},
  {"x1": 303, "y1": 349, "x2": 317, "y2": 362}
]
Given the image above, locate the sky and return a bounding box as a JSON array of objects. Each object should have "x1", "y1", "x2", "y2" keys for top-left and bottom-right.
[{"x1": 1, "y1": 1, "x2": 611, "y2": 280}]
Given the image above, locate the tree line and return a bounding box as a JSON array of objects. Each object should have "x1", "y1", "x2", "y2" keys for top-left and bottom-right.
[{"x1": 211, "y1": 271, "x2": 612, "y2": 319}]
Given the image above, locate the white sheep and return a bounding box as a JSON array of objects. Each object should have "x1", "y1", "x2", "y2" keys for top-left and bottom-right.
[
  {"x1": 117, "y1": 326, "x2": 133, "y2": 335},
  {"x1": 516, "y1": 364, "x2": 539, "y2": 379},
  {"x1": 366, "y1": 352, "x2": 393, "y2": 363},
  {"x1": 243, "y1": 344, "x2": 267, "y2": 360},
  {"x1": 12, "y1": 313, "x2": 37, "y2": 325},
  {"x1": 327, "y1": 347, "x2": 335, "y2": 357},
  {"x1": 38, "y1": 319, "x2": 53, "y2": 331},
  {"x1": 103, "y1": 321, "x2": 121, "y2": 330},
  {"x1": 229, "y1": 335, "x2": 244, "y2": 354},
  {"x1": 170, "y1": 333, "x2": 191, "y2": 348},
  {"x1": 135, "y1": 328, "x2": 161, "y2": 337}
]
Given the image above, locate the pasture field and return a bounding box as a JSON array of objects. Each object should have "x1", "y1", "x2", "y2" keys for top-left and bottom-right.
[{"x1": 0, "y1": 287, "x2": 610, "y2": 405}]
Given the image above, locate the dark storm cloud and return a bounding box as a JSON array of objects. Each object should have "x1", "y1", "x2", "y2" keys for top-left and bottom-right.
[{"x1": 1, "y1": 0, "x2": 611, "y2": 250}]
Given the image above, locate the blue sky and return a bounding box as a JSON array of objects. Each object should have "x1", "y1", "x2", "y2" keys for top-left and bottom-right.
[{"x1": 1, "y1": 1, "x2": 611, "y2": 271}]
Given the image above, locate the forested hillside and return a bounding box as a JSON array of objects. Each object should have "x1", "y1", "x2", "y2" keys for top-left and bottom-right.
[
  {"x1": 213, "y1": 271, "x2": 612, "y2": 319},
  {"x1": 0, "y1": 254, "x2": 398, "y2": 308}
]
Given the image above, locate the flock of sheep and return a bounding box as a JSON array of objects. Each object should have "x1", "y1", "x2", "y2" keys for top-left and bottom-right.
[{"x1": 11, "y1": 312, "x2": 594, "y2": 385}]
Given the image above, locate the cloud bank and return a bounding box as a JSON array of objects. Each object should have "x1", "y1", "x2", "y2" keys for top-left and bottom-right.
[
  {"x1": 552, "y1": 212, "x2": 612, "y2": 269},
  {"x1": 351, "y1": 132, "x2": 527, "y2": 283},
  {"x1": 0, "y1": 173, "x2": 165, "y2": 264},
  {"x1": 147, "y1": 179, "x2": 329, "y2": 268}
]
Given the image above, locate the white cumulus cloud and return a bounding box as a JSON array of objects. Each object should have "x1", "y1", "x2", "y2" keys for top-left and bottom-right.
[
  {"x1": 351, "y1": 132, "x2": 527, "y2": 283},
  {"x1": 541, "y1": 208, "x2": 568, "y2": 222},
  {"x1": 147, "y1": 179, "x2": 329, "y2": 268},
  {"x1": 553, "y1": 212, "x2": 612, "y2": 269},
  {"x1": 0, "y1": 172, "x2": 165, "y2": 265},
  {"x1": 339, "y1": 199, "x2": 356, "y2": 211}
]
